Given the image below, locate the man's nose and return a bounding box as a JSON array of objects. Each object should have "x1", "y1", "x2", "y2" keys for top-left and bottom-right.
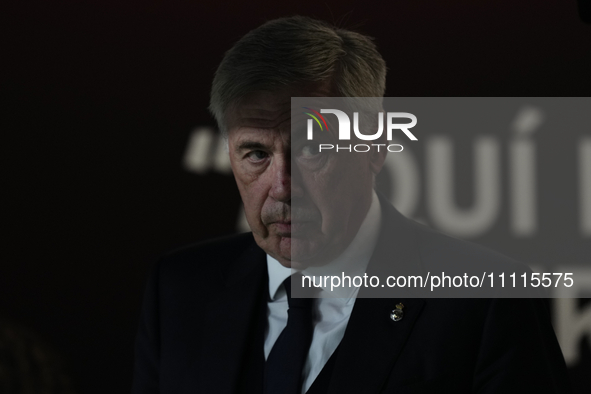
[{"x1": 269, "y1": 155, "x2": 291, "y2": 203}]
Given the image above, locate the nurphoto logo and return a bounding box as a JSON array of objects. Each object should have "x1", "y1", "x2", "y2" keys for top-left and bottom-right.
[{"x1": 303, "y1": 107, "x2": 418, "y2": 152}]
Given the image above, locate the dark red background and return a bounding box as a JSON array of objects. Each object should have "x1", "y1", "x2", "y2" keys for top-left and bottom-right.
[{"x1": 2, "y1": 1, "x2": 590, "y2": 392}]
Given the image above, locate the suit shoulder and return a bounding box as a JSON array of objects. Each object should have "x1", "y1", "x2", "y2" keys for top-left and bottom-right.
[
  {"x1": 408, "y1": 219, "x2": 530, "y2": 273},
  {"x1": 156, "y1": 232, "x2": 258, "y2": 277}
]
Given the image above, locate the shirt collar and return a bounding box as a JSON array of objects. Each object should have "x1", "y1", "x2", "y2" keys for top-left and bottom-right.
[
  {"x1": 266, "y1": 190, "x2": 382, "y2": 303},
  {"x1": 267, "y1": 254, "x2": 293, "y2": 301}
]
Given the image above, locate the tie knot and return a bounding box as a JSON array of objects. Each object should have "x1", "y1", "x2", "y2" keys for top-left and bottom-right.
[{"x1": 283, "y1": 274, "x2": 317, "y2": 309}]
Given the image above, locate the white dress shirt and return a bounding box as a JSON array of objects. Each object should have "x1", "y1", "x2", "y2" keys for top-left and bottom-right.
[{"x1": 265, "y1": 191, "x2": 382, "y2": 393}]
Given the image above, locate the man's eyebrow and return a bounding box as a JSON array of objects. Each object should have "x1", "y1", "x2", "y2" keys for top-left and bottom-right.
[{"x1": 235, "y1": 141, "x2": 269, "y2": 152}]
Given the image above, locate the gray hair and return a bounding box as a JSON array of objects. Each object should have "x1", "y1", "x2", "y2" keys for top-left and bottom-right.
[{"x1": 209, "y1": 16, "x2": 387, "y2": 135}]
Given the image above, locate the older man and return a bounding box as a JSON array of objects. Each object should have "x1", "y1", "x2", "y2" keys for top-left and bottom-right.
[{"x1": 132, "y1": 16, "x2": 571, "y2": 394}]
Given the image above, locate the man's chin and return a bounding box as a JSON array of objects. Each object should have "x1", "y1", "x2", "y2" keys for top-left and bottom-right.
[
  {"x1": 290, "y1": 238, "x2": 335, "y2": 269},
  {"x1": 254, "y1": 233, "x2": 329, "y2": 268},
  {"x1": 265, "y1": 243, "x2": 329, "y2": 270}
]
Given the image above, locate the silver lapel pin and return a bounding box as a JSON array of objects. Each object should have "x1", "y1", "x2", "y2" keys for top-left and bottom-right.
[{"x1": 390, "y1": 303, "x2": 404, "y2": 322}]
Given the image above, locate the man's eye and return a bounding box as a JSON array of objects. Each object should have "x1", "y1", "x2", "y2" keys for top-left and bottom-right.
[
  {"x1": 301, "y1": 144, "x2": 320, "y2": 158},
  {"x1": 247, "y1": 150, "x2": 268, "y2": 161}
]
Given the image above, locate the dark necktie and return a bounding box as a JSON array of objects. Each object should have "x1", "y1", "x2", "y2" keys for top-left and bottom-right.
[{"x1": 264, "y1": 275, "x2": 316, "y2": 394}]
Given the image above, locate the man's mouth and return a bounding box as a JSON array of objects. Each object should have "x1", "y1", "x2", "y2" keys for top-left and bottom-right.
[
  {"x1": 273, "y1": 221, "x2": 292, "y2": 236},
  {"x1": 272, "y1": 221, "x2": 314, "y2": 237}
]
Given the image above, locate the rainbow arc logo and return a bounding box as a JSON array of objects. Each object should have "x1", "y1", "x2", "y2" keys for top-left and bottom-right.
[{"x1": 303, "y1": 107, "x2": 329, "y2": 132}]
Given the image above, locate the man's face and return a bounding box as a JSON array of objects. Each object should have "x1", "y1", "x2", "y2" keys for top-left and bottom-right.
[{"x1": 227, "y1": 84, "x2": 387, "y2": 268}]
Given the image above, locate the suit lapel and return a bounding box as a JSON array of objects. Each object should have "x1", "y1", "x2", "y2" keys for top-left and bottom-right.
[
  {"x1": 327, "y1": 297, "x2": 425, "y2": 393},
  {"x1": 194, "y1": 239, "x2": 267, "y2": 394},
  {"x1": 327, "y1": 194, "x2": 427, "y2": 393}
]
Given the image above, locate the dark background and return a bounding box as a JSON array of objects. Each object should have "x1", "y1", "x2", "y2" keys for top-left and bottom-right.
[{"x1": 2, "y1": 0, "x2": 590, "y2": 393}]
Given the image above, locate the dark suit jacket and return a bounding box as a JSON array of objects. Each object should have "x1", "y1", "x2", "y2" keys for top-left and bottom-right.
[{"x1": 132, "y1": 195, "x2": 572, "y2": 393}]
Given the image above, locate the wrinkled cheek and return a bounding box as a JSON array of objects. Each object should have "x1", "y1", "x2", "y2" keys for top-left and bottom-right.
[
  {"x1": 236, "y1": 184, "x2": 266, "y2": 235},
  {"x1": 244, "y1": 206, "x2": 265, "y2": 237}
]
